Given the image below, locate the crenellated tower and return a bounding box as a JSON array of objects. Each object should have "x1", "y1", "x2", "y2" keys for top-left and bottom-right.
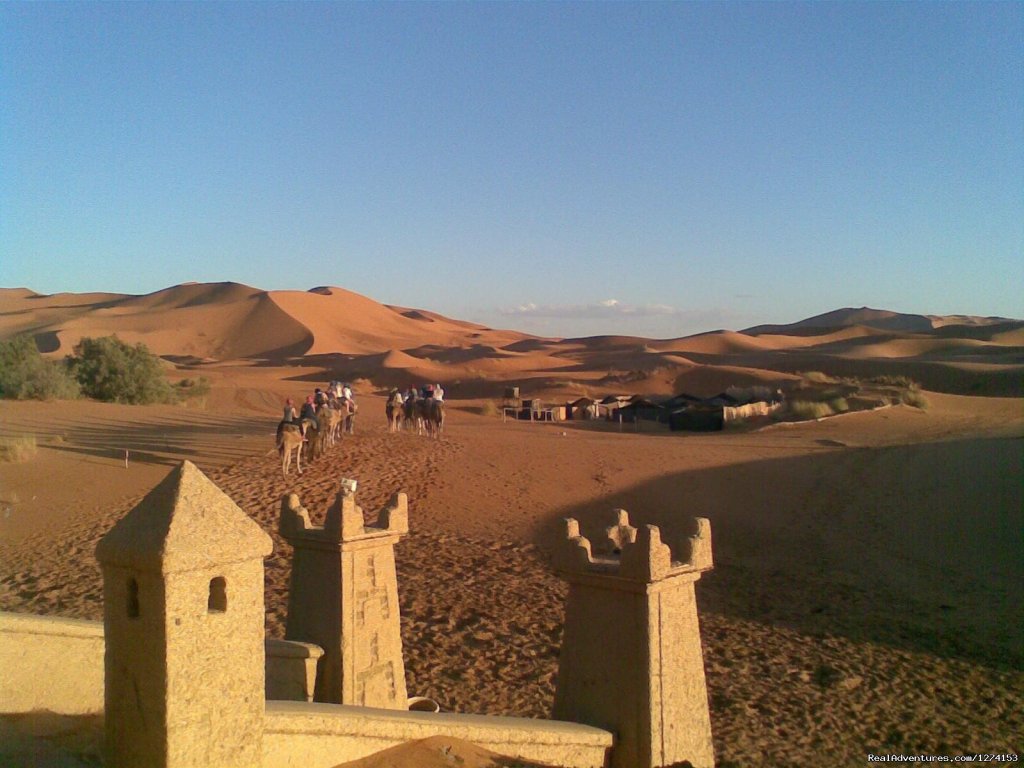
[
  {"x1": 552, "y1": 510, "x2": 715, "y2": 768},
  {"x1": 279, "y1": 480, "x2": 409, "y2": 708}
]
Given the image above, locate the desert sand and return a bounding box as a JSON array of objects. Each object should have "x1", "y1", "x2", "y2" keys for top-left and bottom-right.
[{"x1": 1, "y1": 284, "x2": 1022, "y2": 767}]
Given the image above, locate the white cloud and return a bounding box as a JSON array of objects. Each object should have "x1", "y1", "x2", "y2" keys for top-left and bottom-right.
[
  {"x1": 501, "y1": 299, "x2": 681, "y2": 320},
  {"x1": 469, "y1": 298, "x2": 756, "y2": 339}
]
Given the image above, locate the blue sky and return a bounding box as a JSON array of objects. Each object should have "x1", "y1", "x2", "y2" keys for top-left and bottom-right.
[{"x1": 2, "y1": 2, "x2": 1021, "y2": 338}]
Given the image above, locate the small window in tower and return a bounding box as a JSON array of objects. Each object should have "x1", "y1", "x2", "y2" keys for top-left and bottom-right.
[
  {"x1": 208, "y1": 576, "x2": 227, "y2": 613},
  {"x1": 127, "y1": 578, "x2": 140, "y2": 619}
]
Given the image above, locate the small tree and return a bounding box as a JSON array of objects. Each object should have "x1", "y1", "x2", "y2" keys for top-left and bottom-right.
[
  {"x1": 71, "y1": 336, "x2": 175, "y2": 404},
  {"x1": 0, "y1": 335, "x2": 80, "y2": 400}
]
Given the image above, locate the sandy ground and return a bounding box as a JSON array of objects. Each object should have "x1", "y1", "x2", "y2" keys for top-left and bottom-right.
[{"x1": 1, "y1": 367, "x2": 1022, "y2": 767}]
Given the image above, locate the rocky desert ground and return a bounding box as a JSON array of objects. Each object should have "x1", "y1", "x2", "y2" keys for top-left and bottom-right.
[{"x1": 0, "y1": 283, "x2": 1021, "y2": 767}]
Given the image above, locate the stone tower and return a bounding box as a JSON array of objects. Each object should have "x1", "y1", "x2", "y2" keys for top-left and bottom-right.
[
  {"x1": 95, "y1": 461, "x2": 273, "y2": 768},
  {"x1": 552, "y1": 510, "x2": 715, "y2": 768},
  {"x1": 279, "y1": 480, "x2": 409, "y2": 708}
]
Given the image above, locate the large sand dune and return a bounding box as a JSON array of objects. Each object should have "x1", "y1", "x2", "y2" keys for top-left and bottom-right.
[{"x1": 6, "y1": 285, "x2": 1019, "y2": 397}]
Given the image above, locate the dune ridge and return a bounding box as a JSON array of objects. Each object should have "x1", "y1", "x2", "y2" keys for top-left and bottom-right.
[{"x1": 0, "y1": 284, "x2": 1021, "y2": 397}]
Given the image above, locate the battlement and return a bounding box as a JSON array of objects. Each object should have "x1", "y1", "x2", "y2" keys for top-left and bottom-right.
[
  {"x1": 553, "y1": 509, "x2": 712, "y2": 583},
  {"x1": 279, "y1": 480, "x2": 408, "y2": 545}
]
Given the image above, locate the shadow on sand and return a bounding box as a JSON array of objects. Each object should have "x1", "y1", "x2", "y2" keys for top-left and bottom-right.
[{"x1": 527, "y1": 434, "x2": 1023, "y2": 670}]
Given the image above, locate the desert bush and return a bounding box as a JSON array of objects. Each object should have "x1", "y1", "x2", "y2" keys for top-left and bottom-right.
[
  {"x1": 869, "y1": 374, "x2": 919, "y2": 389},
  {"x1": 725, "y1": 384, "x2": 775, "y2": 403},
  {"x1": 900, "y1": 389, "x2": 930, "y2": 410},
  {"x1": 788, "y1": 400, "x2": 834, "y2": 420},
  {"x1": 0, "y1": 335, "x2": 80, "y2": 400},
  {"x1": 828, "y1": 397, "x2": 850, "y2": 413},
  {"x1": 70, "y1": 336, "x2": 176, "y2": 405},
  {"x1": 800, "y1": 371, "x2": 836, "y2": 384},
  {"x1": 0, "y1": 435, "x2": 37, "y2": 463},
  {"x1": 478, "y1": 400, "x2": 500, "y2": 417},
  {"x1": 175, "y1": 376, "x2": 211, "y2": 398}
]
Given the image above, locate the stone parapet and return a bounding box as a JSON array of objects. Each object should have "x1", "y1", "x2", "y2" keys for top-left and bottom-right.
[
  {"x1": 266, "y1": 639, "x2": 325, "y2": 703},
  {"x1": 263, "y1": 701, "x2": 613, "y2": 768},
  {"x1": 554, "y1": 513, "x2": 712, "y2": 583},
  {"x1": 279, "y1": 483, "x2": 408, "y2": 545},
  {"x1": 0, "y1": 611, "x2": 104, "y2": 715}
]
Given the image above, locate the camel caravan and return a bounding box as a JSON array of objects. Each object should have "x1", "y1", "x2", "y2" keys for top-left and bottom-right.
[
  {"x1": 276, "y1": 381, "x2": 444, "y2": 475},
  {"x1": 275, "y1": 381, "x2": 357, "y2": 476},
  {"x1": 389, "y1": 383, "x2": 445, "y2": 438}
]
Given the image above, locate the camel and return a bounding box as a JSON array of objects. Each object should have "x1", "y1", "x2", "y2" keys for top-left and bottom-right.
[
  {"x1": 386, "y1": 390, "x2": 404, "y2": 433},
  {"x1": 300, "y1": 417, "x2": 321, "y2": 463},
  {"x1": 276, "y1": 423, "x2": 303, "y2": 476},
  {"x1": 421, "y1": 398, "x2": 444, "y2": 439},
  {"x1": 318, "y1": 403, "x2": 343, "y2": 448},
  {"x1": 342, "y1": 399, "x2": 357, "y2": 435},
  {"x1": 404, "y1": 395, "x2": 424, "y2": 435}
]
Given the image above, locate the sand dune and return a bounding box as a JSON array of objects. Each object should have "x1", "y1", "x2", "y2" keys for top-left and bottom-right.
[
  {"x1": 2, "y1": 284, "x2": 1020, "y2": 398},
  {"x1": 654, "y1": 330, "x2": 775, "y2": 355},
  {"x1": 379, "y1": 349, "x2": 421, "y2": 369},
  {"x1": 745, "y1": 306, "x2": 936, "y2": 334}
]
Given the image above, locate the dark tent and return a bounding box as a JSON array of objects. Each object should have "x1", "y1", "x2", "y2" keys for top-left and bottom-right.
[{"x1": 668, "y1": 406, "x2": 724, "y2": 432}]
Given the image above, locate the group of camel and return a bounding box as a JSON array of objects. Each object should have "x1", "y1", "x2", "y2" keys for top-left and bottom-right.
[
  {"x1": 276, "y1": 391, "x2": 444, "y2": 476},
  {"x1": 386, "y1": 390, "x2": 445, "y2": 438},
  {"x1": 275, "y1": 399, "x2": 356, "y2": 476}
]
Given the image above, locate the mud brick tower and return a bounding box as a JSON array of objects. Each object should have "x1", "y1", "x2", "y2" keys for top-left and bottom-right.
[
  {"x1": 96, "y1": 461, "x2": 273, "y2": 768},
  {"x1": 279, "y1": 480, "x2": 409, "y2": 708},
  {"x1": 552, "y1": 510, "x2": 715, "y2": 768}
]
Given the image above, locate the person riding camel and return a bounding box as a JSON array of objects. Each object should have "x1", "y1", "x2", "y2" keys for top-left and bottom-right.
[
  {"x1": 300, "y1": 395, "x2": 317, "y2": 422},
  {"x1": 282, "y1": 398, "x2": 297, "y2": 423},
  {"x1": 433, "y1": 383, "x2": 444, "y2": 401},
  {"x1": 314, "y1": 388, "x2": 328, "y2": 406},
  {"x1": 276, "y1": 397, "x2": 302, "y2": 445}
]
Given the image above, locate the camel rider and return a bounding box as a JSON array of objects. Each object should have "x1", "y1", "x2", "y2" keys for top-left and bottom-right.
[
  {"x1": 314, "y1": 388, "x2": 328, "y2": 406},
  {"x1": 300, "y1": 395, "x2": 317, "y2": 422},
  {"x1": 329, "y1": 380, "x2": 344, "y2": 400},
  {"x1": 342, "y1": 383, "x2": 353, "y2": 403},
  {"x1": 433, "y1": 383, "x2": 444, "y2": 401},
  {"x1": 283, "y1": 398, "x2": 297, "y2": 423},
  {"x1": 276, "y1": 397, "x2": 300, "y2": 444}
]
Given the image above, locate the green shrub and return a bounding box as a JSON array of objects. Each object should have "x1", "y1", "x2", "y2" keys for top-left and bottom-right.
[
  {"x1": 0, "y1": 435, "x2": 37, "y2": 463},
  {"x1": 828, "y1": 397, "x2": 849, "y2": 413},
  {"x1": 70, "y1": 336, "x2": 176, "y2": 404},
  {"x1": 0, "y1": 335, "x2": 80, "y2": 400}
]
